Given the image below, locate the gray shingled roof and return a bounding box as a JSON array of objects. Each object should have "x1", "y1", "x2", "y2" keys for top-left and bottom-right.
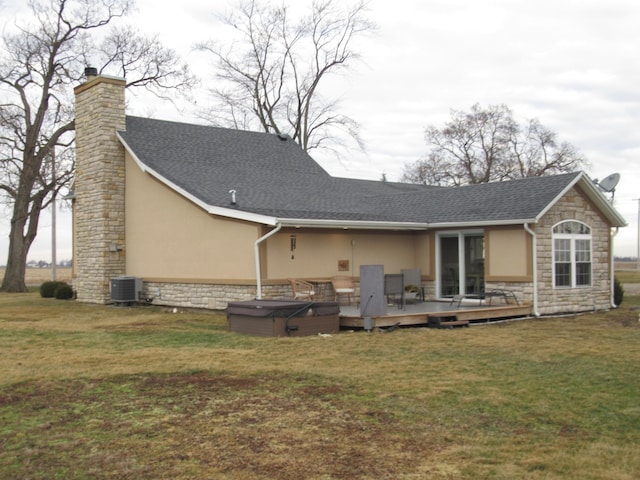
[{"x1": 117, "y1": 116, "x2": 591, "y2": 226}]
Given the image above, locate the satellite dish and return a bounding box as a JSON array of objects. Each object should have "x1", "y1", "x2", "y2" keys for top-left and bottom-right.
[
  {"x1": 597, "y1": 172, "x2": 620, "y2": 193},
  {"x1": 595, "y1": 172, "x2": 620, "y2": 203}
]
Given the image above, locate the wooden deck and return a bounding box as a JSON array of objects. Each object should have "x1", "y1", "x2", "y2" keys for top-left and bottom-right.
[{"x1": 338, "y1": 300, "x2": 532, "y2": 329}]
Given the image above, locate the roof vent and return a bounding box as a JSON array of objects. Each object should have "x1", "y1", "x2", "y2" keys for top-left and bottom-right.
[
  {"x1": 229, "y1": 189, "x2": 237, "y2": 205},
  {"x1": 277, "y1": 133, "x2": 289, "y2": 141}
]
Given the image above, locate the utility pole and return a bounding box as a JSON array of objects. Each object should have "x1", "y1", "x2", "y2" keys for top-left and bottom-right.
[
  {"x1": 51, "y1": 148, "x2": 57, "y2": 281},
  {"x1": 636, "y1": 198, "x2": 640, "y2": 272}
]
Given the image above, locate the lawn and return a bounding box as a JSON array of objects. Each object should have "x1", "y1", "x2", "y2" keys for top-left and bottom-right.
[
  {"x1": 1, "y1": 293, "x2": 639, "y2": 479},
  {"x1": 616, "y1": 269, "x2": 640, "y2": 284}
]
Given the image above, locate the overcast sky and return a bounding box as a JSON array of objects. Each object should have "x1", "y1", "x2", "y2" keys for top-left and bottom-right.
[{"x1": 1, "y1": 0, "x2": 639, "y2": 263}]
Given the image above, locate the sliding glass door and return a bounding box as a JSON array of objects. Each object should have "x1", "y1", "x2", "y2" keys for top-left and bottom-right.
[{"x1": 438, "y1": 232, "x2": 485, "y2": 297}]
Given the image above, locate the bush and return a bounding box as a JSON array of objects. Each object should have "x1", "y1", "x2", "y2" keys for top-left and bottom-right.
[
  {"x1": 40, "y1": 281, "x2": 74, "y2": 300},
  {"x1": 54, "y1": 283, "x2": 74, "y2": 300},
  {"x1": 40, "y1": 281, "x2": 65, "y2": 298},
  {"x1": 614, "y1": 276, "x2": 624, "y2": 306}
]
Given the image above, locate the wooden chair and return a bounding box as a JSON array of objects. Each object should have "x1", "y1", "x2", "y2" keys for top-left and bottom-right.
[
  {"x1": 288, "y1": 279, "x2": 315, "y2": 300},
  {"x1": 331, "y1": 275, "x2": 356, "y2": 305}
]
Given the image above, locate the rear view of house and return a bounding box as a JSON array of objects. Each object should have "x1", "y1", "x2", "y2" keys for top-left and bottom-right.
[{"x1": 71, "y1": 73, "x2": 626, "y2": 316}]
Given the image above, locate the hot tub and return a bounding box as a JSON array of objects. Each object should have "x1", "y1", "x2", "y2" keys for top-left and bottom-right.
[{"x1": 226, "y1": 299, "x2": 340, "y2": 337}]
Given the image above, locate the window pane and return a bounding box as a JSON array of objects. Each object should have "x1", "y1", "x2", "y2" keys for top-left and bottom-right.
[
  {"x1": 576, "y1": 262, "x2": 591, "y2": 286},
  {"x1": 555, "y1": 263, "x2": 571, "y2": 287},
  {"x1": 575, "y1": 250, "x2": 590, "y2": 262},
  {"x1": 554, "y1": 239, "x2": 571, "y2": 262},
  {"x1": 575, "y1": 239, "x2": 591, "y2": 254},
  {"x1": 553, "y1": 221, "x2": 591, "y2": 235},
  {"x1": 575, "y1": 239, "x2": 591, "y2": 264}
]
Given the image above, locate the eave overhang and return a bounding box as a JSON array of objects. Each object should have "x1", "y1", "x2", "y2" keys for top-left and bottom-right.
[
  {"x1": 276, "y1": 218, "x2": 428, "y2": 230},
  {"x1": 426, "y1": 219, "x2": 539, "y2": 229}
]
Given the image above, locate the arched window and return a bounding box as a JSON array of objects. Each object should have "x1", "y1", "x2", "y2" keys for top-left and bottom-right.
[{"x1": 552, "y1": 221, "x2": 592, "y2": 288}]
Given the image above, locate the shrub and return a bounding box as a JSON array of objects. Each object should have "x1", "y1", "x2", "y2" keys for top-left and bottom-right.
[
  {"x1": 40, "y1": 281, "x2": 74, "y2": 299},
  {"x1": 40, "y1": 281, "x2": 64, "y2": 298},
  {"x1": 614, "y1": 276, "x2": 624, "y2": 306},
  {"x1": 54, "y1": 283, "x2": 74, "y2": 300}
]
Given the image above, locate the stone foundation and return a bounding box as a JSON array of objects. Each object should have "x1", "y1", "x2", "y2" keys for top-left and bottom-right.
[{"x1": 140, "y1": 280, "x2": 339, "y2": 311}]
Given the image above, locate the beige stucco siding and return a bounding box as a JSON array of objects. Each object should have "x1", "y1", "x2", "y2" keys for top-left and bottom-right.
[
  {"x1": 124, "y1": 154, "x2": 259, "y2": 280},
  {"x1": 265, "y1": 229, "x2": 432, "y2": 279},
  {"x1": 485, "y1": 227, "x2": 532, "y2": 281},
  {"x1": 415, "y1": 233, "x2": 434, "y2": 279}
]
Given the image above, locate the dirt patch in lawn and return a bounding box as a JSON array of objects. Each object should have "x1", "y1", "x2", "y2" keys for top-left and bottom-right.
[{"x1": 0, "y1": 371, "x2": 436, "y2": 480}]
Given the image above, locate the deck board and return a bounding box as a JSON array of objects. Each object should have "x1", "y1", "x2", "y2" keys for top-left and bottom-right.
[{"x1": 338, "y1": 301, "x2": 532, "y2": 329}]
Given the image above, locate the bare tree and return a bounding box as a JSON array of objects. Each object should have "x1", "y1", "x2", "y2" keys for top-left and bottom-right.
[
  {"x1": 197, "y1": 0, "x2": 373, "y2": 153},
  {"x1": 402, "y1": 103, "x2": 587, "y2": 186},
  {"x1": 0, "y1": 0, "x2": 197, "y2": 292}
]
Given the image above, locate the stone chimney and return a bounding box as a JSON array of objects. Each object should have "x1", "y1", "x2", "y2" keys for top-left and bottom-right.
[{"x1": 73, "y1": 70, "x2": 127, "y2": 303}]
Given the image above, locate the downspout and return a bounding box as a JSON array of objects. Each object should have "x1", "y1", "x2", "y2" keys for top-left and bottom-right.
[
  {"x1": 611, "y1": 227, "x2": 620, "y2": 308},
  {"x1": 254, "y1": 224, "x2": 282, "y2": 299},
  {"x1": 524, "y1": 223, "x2": 540, "y2": 317}
]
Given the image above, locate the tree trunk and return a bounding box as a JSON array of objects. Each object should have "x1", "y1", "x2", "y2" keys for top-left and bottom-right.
[
  {"x1": 1, "y1": 229, "x2": 29, "y2": 292},
  {"x1": 1, "y1": 180, "x2": 41, "y2": 293}
]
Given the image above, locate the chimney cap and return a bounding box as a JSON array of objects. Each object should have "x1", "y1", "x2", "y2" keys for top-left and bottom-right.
[{"x1": 84, "y1": 67, "x2": 98, "y2": 77}]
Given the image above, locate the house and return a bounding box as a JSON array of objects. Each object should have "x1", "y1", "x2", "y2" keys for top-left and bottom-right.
[{"x1": 71, "y1": 73, "x2": 627, "y2": 316}]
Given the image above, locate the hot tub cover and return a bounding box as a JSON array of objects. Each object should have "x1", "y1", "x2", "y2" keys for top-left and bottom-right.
[{"x1": 226, "y1": 299, "x2": 339, "y2": 318}]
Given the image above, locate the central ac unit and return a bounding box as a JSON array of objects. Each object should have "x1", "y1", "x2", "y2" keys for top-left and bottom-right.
[{"x1": 110, "y1": 276, "x2": 142, "y2": 304}]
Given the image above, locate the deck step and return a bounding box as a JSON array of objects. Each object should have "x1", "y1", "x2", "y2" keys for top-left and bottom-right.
[
  {"x1": 429, "y1": 318, "x2": 469, "y2": 329},
  {"x1": 440, "y1": 319, "x2": 469, "y2": 328}
]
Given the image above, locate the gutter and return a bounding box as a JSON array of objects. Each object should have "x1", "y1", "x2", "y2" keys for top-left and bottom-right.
[
  {"x1": 428, "y1": 218, "x2": 538, "y2": 229},
  {"x1": 254, "y1": 224, "x2": 282, "y2": 299},
  {"x1": 277, "y1": 218, "x2": 428, "y2": 230},
  {"x1": 611, "y1": 227, "x2": 620, "y2": 308},
  {"x1": 524, "y1": 223, "x2": 540, "y2": 317}
]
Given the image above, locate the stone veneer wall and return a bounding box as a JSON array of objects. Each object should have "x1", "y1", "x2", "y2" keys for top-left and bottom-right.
[
  {"x1": 73, "y1": 76, "x2": 127, "y2": 303},
  {"x1": 140, "y1": 280, "x2": 450, "y2": 311},
  {"x1": 483, "y1": 282, "x2": 534, "y2": 305},
  {"x1": 140, "y1": 281, "x2": 342, "y2": 311},
  {"x1": 142, "y1": 282, "x2": 258, "y2": 310},
  {"x1": 534, "y1": 188, "x2": 612, "y2": 315}
]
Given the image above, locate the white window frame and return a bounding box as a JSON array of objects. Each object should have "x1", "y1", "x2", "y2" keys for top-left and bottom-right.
[{"x1": 552, "y1": 220, "x2": 592, "y2": 288}]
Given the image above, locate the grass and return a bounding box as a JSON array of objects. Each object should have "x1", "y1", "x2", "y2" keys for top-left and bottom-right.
[
  {"x1": 1, "y1": 293, "x2": 640, "y2": 479},
  {"x1": 0, "y1": 267, "x2": 72, "y2": 286},
  {"x1": 616, "y1": 269, "x2": 640, "y2": 284}
]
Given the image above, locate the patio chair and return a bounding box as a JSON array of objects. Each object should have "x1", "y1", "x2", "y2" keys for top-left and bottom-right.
[
  {"x1": 384, "y1": 273, "x2": 405, "y2": 309},
  {"x1": 288, "y1": 279, "x2": 315, "y2": 300},
  {"x1": 331, "y1": 275, "x2": 356, "y2": 305},
  {"x1": 401, "y1": 268, "x2": 424, "y2": 302}
]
